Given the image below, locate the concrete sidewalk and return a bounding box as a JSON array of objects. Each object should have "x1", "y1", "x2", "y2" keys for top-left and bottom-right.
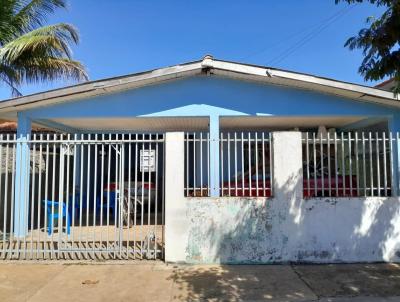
[{"x1": 1, "y1": 262, "x2": 400, "y2": 302}]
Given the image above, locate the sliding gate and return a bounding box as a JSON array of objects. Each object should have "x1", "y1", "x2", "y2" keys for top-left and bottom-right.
[{"x1": 0, "y1": 133, "x2": 165, "y2": 260}]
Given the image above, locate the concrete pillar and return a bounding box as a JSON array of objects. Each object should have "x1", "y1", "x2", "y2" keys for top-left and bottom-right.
[
  {"x1": 164, "y1": 132, "x2": 188, "y2": 263},
  {"x1": 14, "y1": 112, "x2": 32, "y2": 237},
  {"x1": 209, "y1": 115, "x2": 220, "y2": 197},
  {"x1": 272, "y1": 132, "x2": 303, "y2": 202}
]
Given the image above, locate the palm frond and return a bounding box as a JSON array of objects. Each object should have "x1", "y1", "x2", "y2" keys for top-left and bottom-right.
[
  {"x1": 0, "y1": 23, "x2": 79, "y2": 62},
  {"x1": 14, "y1": 56, "x2": 87, "y2": 84},
  {"x1": 12, "y1": 0, "x2": 67, "y2": 35},
  {"x1": 0, "y1": 63, "x2": 23, "y2": 96},
  {"x1": 0, "y1": 0, "x2": 87, "y2": 96}
]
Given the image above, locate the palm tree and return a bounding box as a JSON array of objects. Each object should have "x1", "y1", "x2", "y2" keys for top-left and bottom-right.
[{"x1": 0, "y1": 0, "x2": 88, "y2": 96}]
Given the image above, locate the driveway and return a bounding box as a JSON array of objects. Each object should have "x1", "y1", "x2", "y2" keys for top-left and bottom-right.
[{"x1": 0, "y1": 262, "x2": 400, "y2": 301}]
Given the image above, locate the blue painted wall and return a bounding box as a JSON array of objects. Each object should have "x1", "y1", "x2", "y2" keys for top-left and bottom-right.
[
  {"x1": 19, "y1": 74, "x2": 400, "y2": 198},
  {"x1": 23, "y1": 75, "x2": 400, "y2": 123}
]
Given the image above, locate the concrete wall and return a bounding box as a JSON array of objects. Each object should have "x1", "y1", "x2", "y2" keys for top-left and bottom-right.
[
  {"x1": 182, "y1": 196, "x2": 400, "y2": 263},
  {"x1": 165, "y1": 131, "x2": 400, "y2": 264}
]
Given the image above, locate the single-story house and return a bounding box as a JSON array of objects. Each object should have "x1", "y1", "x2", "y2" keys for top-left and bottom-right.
[{"x1": 0, "y1": 55, "x2": 399, "y2": 263}]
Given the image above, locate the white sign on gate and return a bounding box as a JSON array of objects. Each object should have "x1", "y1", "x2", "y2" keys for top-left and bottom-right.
[{"x1": 140, "y1": 150, "x2": 156, "y2": 172}]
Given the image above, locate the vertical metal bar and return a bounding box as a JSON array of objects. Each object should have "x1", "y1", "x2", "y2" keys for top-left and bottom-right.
[
  {"x1": 10, "y1": 137, "x2": 16, "y2": 259},
  {"x1": 369, "y1": 132, "x2": 374, "y2": 196},
  {"x1": 113, "y1": 135, "x2": 119, "y2": 259},
  {"x1": 227, "y1": 133, "x2": 231, "y2": 197},
  {"x1": 306, "y1": 133, "x2": 310, "y2": 196},
  {"x1": 341, "y1": 133, "x2": 345, "y2": 196},
  {"x1": 11, "y1": 135, "x2": 21, "y2": 259},
  {"x1": 133, "y1": 134, "x2": 138, "y2": 259},
  {"x1": 390, "y1": 132, "x2": 394, "y2": 197},
  {"x1": 126, "y1": 134, "x2": 132, "y2": 259},
  {"x1": 0, "y1": 137, "x2": 4, "y2": 258},
  {"x1": 37, "y1": 136, "x2": 43, "y2": 259},
  {"x1": 79, "y1": 135, "x2": 84, "y2": 259},
  {"x1": 255, "y1": 132, "x2": 259, "y2": 197},
  {"x1": 98, "y1": 134, "x2": 104, "y2": 257},
  {"x1": 376, "y1": 132, "x2": 381, "y2": 197},
  {"x1": 185, "y1": 133, "x2": 189, "y2": 197},
  {"x1": 57, "y1": 136, "x2": 64, "y2": 260},
  {"x1": 146, "y1": 137, "x2": 151, "y2": 258},
  {"x1": 106, "y1": 139, "x2": 111, "y2": 258},
  {"x1": 2, "y1": 136, "x2": 8, "y2": 259},
  {"x1": 383, "y1": 132, "x2": 388, "y2": 196},
  {"x1": 160, "y1": 135, "x2": 165, "y2": 259},
  {"x1": 320, "y1": 133, "x2": 324, "y2": 197},
  {"x1": 154, "y1": 135, "x2": 159, "y2": 259},
  {"x1": 147, "y1": 136, "x2": 153, "y2": 257},
  {"x1": 92, "y1": 134, "x2": 98, "y2": 258},
  {"x1": 65, "y1": 135, "x2": 71, "y2": 257},
  {"x1": 235, "y1": 132, "x2": 238, "y2": 197},
  {"x1": 397, "y1": 133, "x2": 400, "y2": 196},
  {"x1": 362, "y1": 132, "x2": 367, "y2": 196},
  {"x1": 119, "y1": 139, "x2": 124, "y2": 259},
  {"x1": 327, "y1": 132, "x2": 331, "y2": 197},
  {"x1": 2, "y1": 139, "x2": 8, "y2": 257},
  {"x1": 355, "y1": 132, "x2": 360, "y2": 196},
  {"x1": 71, "y1": 134, "x2": 77, "y2": 258},
  {"x1": 207, "y1": 132, "x2": 210, "y2": 196},
  {"x1": 200, "y1": 133, "x2": 203, "y2": 197},
  {"x1": 349, "y1": 132, "x2": 353, "y2": 196},
  {"x1": 220, "y1": 132, "x2": 223, "y2": 196},
  {"x1": 50, "y1": 134, "x2": 56, "y2": 259},
  {"x1": 248, "y1": 132, "x2": 252, "y2": 197},
  {"x1": 269, "y1": 132, "x2": 273, "y2": 196},
  {"x1": 140, "y1": 135, "x2": 145, "y2": 259},
  {"x1": 313, "y1": 133, "x2": 317, "y2": 196},
  {"x1": 262, "y1": 132, "x2": 266, "y2": 197},
  {"x1": 334, "y1": 132, "x2": 338, "y2": 196},
  {"x1": 85, "y1": 134, "x2": 91, "y2": 258},
  {"x1": 24, "y1": 135, "x2": 31, "y2": 259},
  {"x1": 193, "y1": 132, "x2": 196, "y2": 196},
  {"x1": 29, "y1": 137, "x2": 36, "y2": 259},
  {"x1": 241, "y1": 132, "x2": 244, "y2": 195},
  {"x1": 43, "y1": 134, "x2": 49, "y2": 259},
  {"x1": 0, "y1": 136, "x2": 4, "y2": 258}
]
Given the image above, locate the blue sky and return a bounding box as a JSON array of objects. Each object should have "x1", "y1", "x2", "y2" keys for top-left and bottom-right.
[{"x1": 0, "y1": 0, "x2": 386, "y2": 100}]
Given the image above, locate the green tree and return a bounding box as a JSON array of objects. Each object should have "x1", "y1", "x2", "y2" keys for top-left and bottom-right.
[
  {"x1": 0, "y1": 0, "x2": 88, "y2": 96},
  {"x1": 336, "y1": 0, "x2": 399, "y2": 94}
]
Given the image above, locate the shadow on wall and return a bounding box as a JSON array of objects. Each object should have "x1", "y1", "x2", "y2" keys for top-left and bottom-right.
[{"x1": 185, "y1": 167, "x2": 400, "y2": 264}]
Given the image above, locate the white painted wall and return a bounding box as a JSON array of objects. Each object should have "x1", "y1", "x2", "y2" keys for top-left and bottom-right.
[
  {"x1": 165, "y1": 131, "x2": 400, "y2": 263},
  {"x1": 183, "y1": 196, "x2": 400, "y2": 263}
]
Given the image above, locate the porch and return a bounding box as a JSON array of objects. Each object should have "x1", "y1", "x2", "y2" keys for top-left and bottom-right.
[{"x1": 0, "y1": 113, "x2": 398, "y2": 261}]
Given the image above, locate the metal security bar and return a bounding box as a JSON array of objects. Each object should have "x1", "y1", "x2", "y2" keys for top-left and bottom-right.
[
  {"x1": 0, "y1": 133, "x2": 165, "y2": 260},
  {"x1": 220, "y1": 132, "x2": 273, "y2": 197},
  {"x1": 302, "y1": 132, "x2": 393, "y2": 198},
  {"x1": 184, "y1": 132, "x2": 273, "y2": 197},
  {"x1": 184, "y1": 132, "x2": 210, "y2": 197}
]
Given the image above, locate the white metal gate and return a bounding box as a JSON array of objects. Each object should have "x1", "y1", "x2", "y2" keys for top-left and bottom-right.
[{"x1": 0, "y1": 133, "x2": 165, "y2": 260}]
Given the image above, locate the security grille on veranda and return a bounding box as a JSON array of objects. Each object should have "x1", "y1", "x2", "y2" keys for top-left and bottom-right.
[{"x1": 0, "y1": 133, "x2": 165, "y2": 260}]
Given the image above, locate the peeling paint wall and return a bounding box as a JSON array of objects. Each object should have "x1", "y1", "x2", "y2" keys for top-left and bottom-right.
[
  {"x1": 184, "y1": 197, "x2": 400, "y2": 264},
  {"x1": 165, "y1": 132, "x2": 400, "y2": 264}
]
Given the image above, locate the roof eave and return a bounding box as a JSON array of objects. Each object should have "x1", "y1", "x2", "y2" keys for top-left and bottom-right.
[
  {"x1": 0, "y1": 56, "x2": 399, "y2": 115},
  {"x1": 0, "y1": 60, "x2": 204, "y2": 113}
]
